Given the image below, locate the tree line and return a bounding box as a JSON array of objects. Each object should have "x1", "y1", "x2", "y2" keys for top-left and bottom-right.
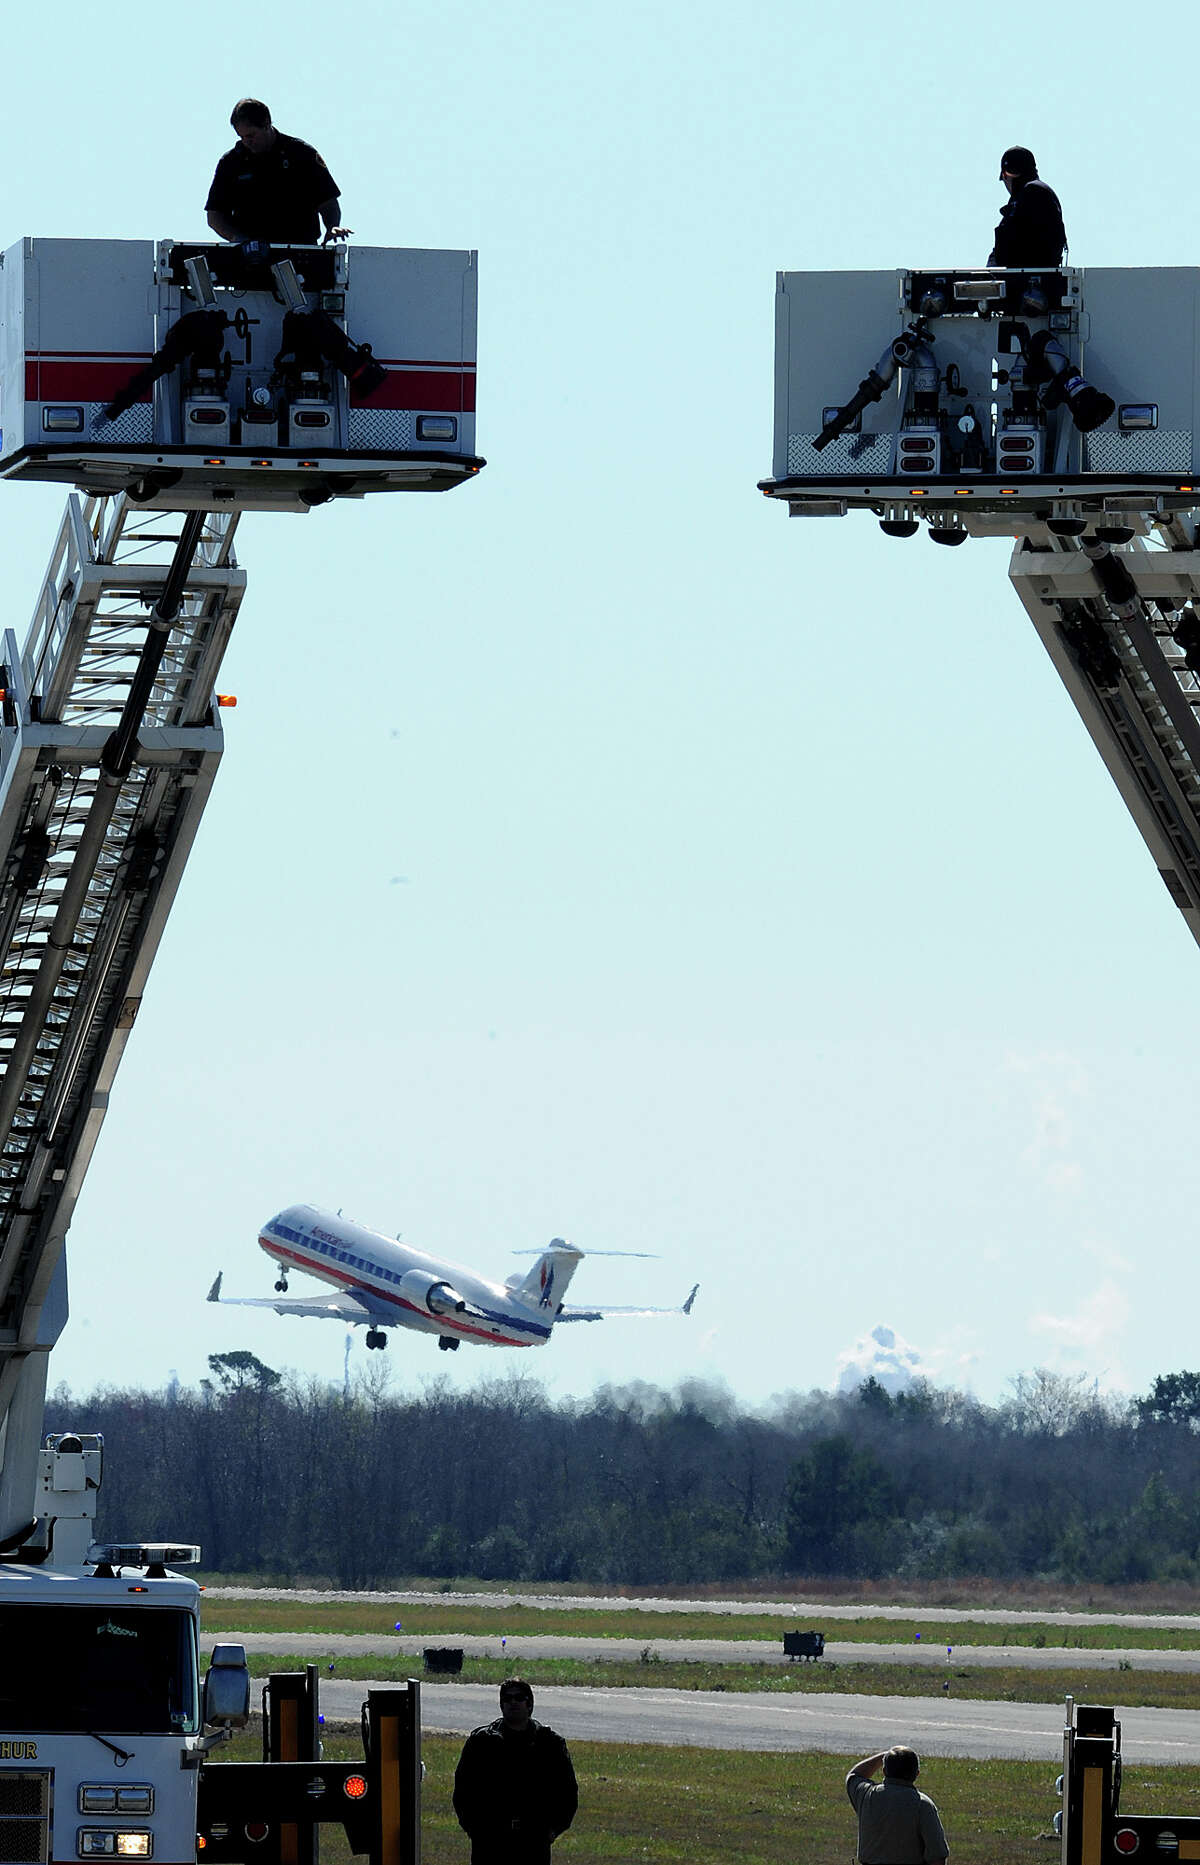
[{"x1": 42, "y1": 1358, "x2": 1200, "y2": 1587}]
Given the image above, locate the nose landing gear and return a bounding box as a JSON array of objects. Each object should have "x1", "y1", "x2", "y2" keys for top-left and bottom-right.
[
  {"x1": 274, "y1": 1276, "x2": 289, "y2": 1293},
  {"x1": 365, "y1": 1327, "x2": 388, "y2": 1350}
]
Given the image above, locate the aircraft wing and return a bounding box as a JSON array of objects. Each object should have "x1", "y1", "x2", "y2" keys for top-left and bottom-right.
[
  {"x1": 206, "y1": 1272, "x2": 374, "y2": 1323},
  {"x1": 557, "y1": 1284, "x2": 699, "y2": 1324}
]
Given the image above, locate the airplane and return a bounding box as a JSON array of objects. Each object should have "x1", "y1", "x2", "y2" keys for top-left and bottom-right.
[{"x1": 207, "y1": 1203, "x2": 699, "y2": 1353}]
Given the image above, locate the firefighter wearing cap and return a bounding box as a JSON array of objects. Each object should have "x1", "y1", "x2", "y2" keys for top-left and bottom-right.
[{"x1": 989, "y1": 146, "x2": 1066, "y2": 268}]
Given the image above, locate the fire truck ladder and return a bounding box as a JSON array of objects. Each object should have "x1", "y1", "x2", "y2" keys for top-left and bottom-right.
[
  {"x1": 1008, "y1": 511, "x2": 1200, "y2": 943},
  {"x1": 0, "y1": 493, "x2": 244, "y2": 1541}
]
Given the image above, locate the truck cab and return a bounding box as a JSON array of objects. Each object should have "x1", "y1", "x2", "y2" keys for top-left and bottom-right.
[{"x1": 0, "y1": 1556, "x2": 204, "y2": 1865}]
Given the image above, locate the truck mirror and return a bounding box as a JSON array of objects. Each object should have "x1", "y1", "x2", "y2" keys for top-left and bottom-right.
[{"x1": 203, "y1": 1642, "x2": 251, "y2": 1729}]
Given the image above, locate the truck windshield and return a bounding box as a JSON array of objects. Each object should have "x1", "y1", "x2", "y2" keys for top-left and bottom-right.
[{"x1": 0, "y1": 1605, "x2": 198, "y2": 1733}]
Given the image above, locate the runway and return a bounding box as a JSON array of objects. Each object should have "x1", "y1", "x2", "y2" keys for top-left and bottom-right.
[{"x1": 310, "y1": 1677, "x2": 1200, "y2": 1763}]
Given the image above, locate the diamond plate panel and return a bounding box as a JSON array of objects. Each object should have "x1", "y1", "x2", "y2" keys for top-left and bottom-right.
[
  {"x1": 348, "y1": 408, "x2": 414, "y2": 451},
  {"x1": 1084, "y1": 429, "x2": 1192, "y2": 474},
  {"x1": 86, "y1": 403, "x2": 153, "y2": 446},
  {"x1": 787, "y1": 433, "x2": 894, "y2": 475}
]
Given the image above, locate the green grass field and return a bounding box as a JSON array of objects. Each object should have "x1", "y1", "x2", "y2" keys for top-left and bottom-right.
[
  {"x1": 198, "y1": 1598, "x2": 1200, "y2": 1649},
  {"x1": 234, "y1": 1729, "x2": 1200, "y2": 1865}
]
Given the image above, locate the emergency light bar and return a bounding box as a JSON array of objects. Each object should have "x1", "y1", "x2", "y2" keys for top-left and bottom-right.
[{"x1": 86, "y1": 1542, "x2": 201, "y2": 1570}]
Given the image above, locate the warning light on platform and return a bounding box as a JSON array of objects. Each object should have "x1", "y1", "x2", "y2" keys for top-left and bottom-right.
[
  {"x1": 343, "y1": 1776, "x2": 368, "y2": 1802},
  {"x1": 243, "y1": 1823, "x2": 269, "y2": 1844},
  {"x1": 1114, "y1": 1831, "x2": 1140, "y2": 1854},
  {"x1": 216, "y1": 694, "x2": 237, "y2": 708}
]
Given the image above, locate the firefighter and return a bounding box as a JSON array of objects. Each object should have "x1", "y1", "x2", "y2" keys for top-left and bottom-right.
[
  {"x1": 989, "y1": 146, "x2": 1066, "y2": 268},
  {"x1": 206, "y1": 99, "x2": 348, "y2": 247}
]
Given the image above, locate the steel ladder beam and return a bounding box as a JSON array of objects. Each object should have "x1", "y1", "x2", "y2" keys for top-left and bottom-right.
[
  {"x1": 1009, "y1": 527, "x2": 1200, "y2": 942},
  {"x1": 0, "y1": 495, "x2": 245, "y2": 1510}
]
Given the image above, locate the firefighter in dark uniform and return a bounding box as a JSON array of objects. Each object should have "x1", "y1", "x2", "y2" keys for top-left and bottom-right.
[
  {"x1": 453, "y1": 1680, "x2": 578, "y2": 1865},
  {"x1": 988, "y1": 146, "x2": 1066, "y2": 268},
  {"x1": 206, "y1": 98, "x2": 347, "y2": 246}
]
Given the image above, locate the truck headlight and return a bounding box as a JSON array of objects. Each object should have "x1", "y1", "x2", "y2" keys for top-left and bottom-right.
[{"x1": 77, "y1": 1832, "x2": 152, "y2": 1857}]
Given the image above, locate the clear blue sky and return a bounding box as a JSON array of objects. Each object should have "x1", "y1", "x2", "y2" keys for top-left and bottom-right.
[{"x1": 8, "y1": 0, "x2": 1200, "y2": 1412}]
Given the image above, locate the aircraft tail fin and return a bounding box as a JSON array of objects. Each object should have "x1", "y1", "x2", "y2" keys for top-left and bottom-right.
[
  {"x1": 513, "y1": 1240, "x2": 584, "y2": 1316},
  {"x1": 207, "y1": 1272, "x2": 223, "y2": 1302}
]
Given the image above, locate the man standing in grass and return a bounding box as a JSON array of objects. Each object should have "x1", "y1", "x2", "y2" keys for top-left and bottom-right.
[
  {"x1": 453, "y1": 1678, "x2": 578, "y2": 1865},
  {"x1": 845, "y1": 1746, "x2": 949, "y2": 1864}
]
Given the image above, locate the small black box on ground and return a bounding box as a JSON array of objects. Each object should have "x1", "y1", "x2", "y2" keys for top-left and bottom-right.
[
  {"x1": 783, "y1": 1631, "x2": 825, "y2": 1660},
  {"x1": 424, "y1": 1647, "x2": 465, "y2": 1674}
]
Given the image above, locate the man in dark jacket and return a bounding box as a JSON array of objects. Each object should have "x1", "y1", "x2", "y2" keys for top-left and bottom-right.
[
  {"x1": 453, "y1": 1680, "x2": 578, "y2": 1865},
  {"x1": 988, "y1": 146, "x2": 1066, "y2": 268},
  {"x1": 206, "y1": 98, "x2": 345, "y2": 246}
]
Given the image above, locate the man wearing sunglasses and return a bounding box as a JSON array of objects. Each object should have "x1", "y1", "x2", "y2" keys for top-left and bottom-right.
[
  {"x1": 988, "y1": 146, "x2": 1067, "y2": 269},
  {"x1": 453, "y1": 1679, "x2": 578, "y2": 1864}
]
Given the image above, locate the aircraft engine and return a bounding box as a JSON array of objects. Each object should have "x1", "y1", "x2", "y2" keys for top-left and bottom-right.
[{"x1": 397, "y1": 1269, "x2": 467, "y2": 1317}]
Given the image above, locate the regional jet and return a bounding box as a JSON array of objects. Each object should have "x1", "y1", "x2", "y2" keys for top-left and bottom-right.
[{"x1": 207, "y1": 1204, "x2": 699, "y2": 1353}]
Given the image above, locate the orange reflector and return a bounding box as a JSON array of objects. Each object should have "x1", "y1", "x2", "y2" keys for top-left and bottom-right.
[
  {"x1": 1180, "y1": 484, "x2": 1194, "y2": 493},
  {"x1": 127, "y1": 1585, "x2": 149, "y2": 1593},
  {"x1": 198, "y1": 1839, "x2": 207, "y2": 1852},
  {"x1": 343, "y1": 1776, "x2": 368, "y2": 1801},
  {"x1": 216, "y1": 694, "x2": 237, "y2": 708},
  {"x1": 204, "y1": 458, "x2": 225, "y2": 466},
  {"x1": 1000, "y1": 488, "x2": 1017, "y2": 494},
  {"x1": 910, "y1": 488, "x2": 927, "y2": 496},
  {"x1": 251, "y1": 459, "x2": 271, "y2": 467}
]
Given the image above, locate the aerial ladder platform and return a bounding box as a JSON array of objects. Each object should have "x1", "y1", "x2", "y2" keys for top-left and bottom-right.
[
  {"x1": 0, "y1": 232, "x2": 483, "y2": 1551},
  {"x1": 760, "y1": 263, "x2": 1200, "y2": 951}
]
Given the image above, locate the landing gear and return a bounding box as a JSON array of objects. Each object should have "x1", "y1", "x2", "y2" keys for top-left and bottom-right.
[
  {"x1": 437, "y1": 1336, "x2": 460, "y2": 1352},
  {"x1": 274, "y1": 1277, "x2": 289, "y2": 1293},
  {"x1": 365, "y1": 1328, "x2": 388, "y2": 1350}
]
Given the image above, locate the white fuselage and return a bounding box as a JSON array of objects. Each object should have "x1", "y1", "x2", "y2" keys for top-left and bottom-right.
[{"x1": 259, "y1": 1205, "x2": 556, "y2": 1346}]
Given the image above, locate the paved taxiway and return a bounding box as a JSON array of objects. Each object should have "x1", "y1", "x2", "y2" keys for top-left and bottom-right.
[{"x1": 204, "y1": 1631, "x2": 1200, "y2": 1673}]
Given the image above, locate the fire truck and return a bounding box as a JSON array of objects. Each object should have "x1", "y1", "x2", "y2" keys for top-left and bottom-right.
[{"x1": 0, "y1": 231, "x2": 483, "y2": 1865}]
